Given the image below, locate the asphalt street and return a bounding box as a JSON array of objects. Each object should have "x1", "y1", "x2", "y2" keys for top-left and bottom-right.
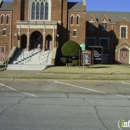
[{"x1": 0, "y1": 79, "x2": 130, "y2": 130}]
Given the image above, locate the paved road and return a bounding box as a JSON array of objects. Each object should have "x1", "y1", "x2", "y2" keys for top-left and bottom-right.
[{"x1": 0, "y1": 79, "x2": 130, "y2": 130}]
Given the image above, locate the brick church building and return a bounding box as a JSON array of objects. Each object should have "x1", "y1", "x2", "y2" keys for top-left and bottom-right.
[{"x1": 0, "y1": 0, "x2": 130, "y2": 67}]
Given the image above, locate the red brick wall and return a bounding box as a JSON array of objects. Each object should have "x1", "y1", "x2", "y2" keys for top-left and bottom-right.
[
  {"x1": 0, "y1": 11, "x2": 12, "y2": 58},
  {"x1": 69, "y1": 10, "x2": 86, "y2": 45},
  {"x1": 12, "y1": 0, "x2": 21, "y2": 47}
]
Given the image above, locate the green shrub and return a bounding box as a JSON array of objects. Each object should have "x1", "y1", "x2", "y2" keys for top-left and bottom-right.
[
  {"x1": 67, "y1": 63, "x2": 73, "y2": 66},
  {"x1": 61, "y1": 40, "x2": 80, "y2": 56},
  {"x1": 72, "y1": 60, "x2": 79, "y2": 66},
  {"x1": 60, "y1": 57, "x2": 67, "y2": 64}
]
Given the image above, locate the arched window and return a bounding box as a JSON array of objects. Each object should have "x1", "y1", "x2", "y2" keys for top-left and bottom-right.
[
  {"x1": 36, "y1": 2, "x2": 40, "y2": 20},
  {"x1": 76, "y1": 15, "x2": 80, "y2": 25},
  {"x1": 40, "y1": 2, "x2": 44, "y2": 20},
  {"x1": 1, "y1": 15, "x2": 4, "y2": 24},
  {"x1": 70, "y1": 15, "x2": 74, "y2": 24},
  {"x1": 31, "y1": 2, "x2": 35, "y2": 20},
  {"x1": 45, "y1": 2, "x2": 48, "y2": 20},
  {"x1": 6, "y1": 15, "x2": 9, "y2": 24},
  {"x1": 30, "y1": 0, "x2": 50, "y2": 21}
]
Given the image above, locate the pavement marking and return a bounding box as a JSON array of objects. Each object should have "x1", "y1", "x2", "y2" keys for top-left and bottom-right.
[
  {"x1": 54, "y1": 81, "x2": 106, "y2": 94},
  {"x1": 114, "y1": 94, "x2": 126, "y2": 98},
  {"x1": 0, "y1": 82, "x2": 38, "y2": 98},
  {"x1": 122, "y1": 82, "x2": 130, "y2": 85},
  {"x1": 0, "y1": 83, "x2": 17, "y2": 91},
  {"x1": 21, "y1": 92, "x2": 38, "y2": 98}
]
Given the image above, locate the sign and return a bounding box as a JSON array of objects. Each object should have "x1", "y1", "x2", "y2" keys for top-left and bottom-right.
[
  {"x1": 88, "y1": 46, "x2": 103, "y2": 64},
  {"x1": 93, "y1": 49, "x2": 102, "y2": 60},
  {"x1": 80, "y1": 43, "x2": 86, "y2": 51},
  {"x1": 82, "y1": 50, "x2": 91, "y2": 65}
]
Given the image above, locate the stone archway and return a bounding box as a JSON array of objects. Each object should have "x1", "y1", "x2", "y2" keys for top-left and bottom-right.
[
  {"x1": 120, "y1": 47, "x2": 129, "y2": 64},
  {"x1": 21, "y1": 34, "x2": 27, "y2": 49},
  {"x1": 45, "y1": 35, "x2": 52, "y2": 50},
  {"x1": 30, "y1": 31, "x2": 43, "y2": 50}
]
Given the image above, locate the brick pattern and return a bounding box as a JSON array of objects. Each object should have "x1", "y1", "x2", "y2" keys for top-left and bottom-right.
[
  {"x1": 1, "y1": 0, "x2": 130, "y2": 64},
  {"x1": 86, "y1": 14, "x2": 130, "y2": 64},
  {"x1": 0, "y1": 11, "x2": 12, "y2": 60}
]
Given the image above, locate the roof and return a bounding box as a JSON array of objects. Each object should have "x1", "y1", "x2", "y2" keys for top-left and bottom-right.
[
  {"x1": 0, "y1": 2, "x2": 13, "y2": 11},
  {"x1": 86, "y1": 11, "x2": 130, "y2": 23},
  {"x1": 68, "y1": 2, "x2": 83, "y2": 10}
]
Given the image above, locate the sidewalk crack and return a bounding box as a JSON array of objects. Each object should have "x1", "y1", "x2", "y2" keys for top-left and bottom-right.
[
  {"x1": 0, "y1": 97, "x2": 27, "y2": 117},
  {"x1": 94, "y1": 106, "x2": 109, "y2": 130}
]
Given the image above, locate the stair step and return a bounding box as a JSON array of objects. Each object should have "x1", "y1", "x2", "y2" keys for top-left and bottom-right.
[{"x1": 7, "y1": 64, "x2": 46, "y2": 70}]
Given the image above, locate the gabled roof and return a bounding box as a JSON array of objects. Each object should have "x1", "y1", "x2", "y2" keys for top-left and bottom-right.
[
  {"x1": 86, "y1": 11, "x2": 130, "y2": 23},
  {"x1": 68, "y1": 2, "x2": 83, "y2": 10},
  {"x1": 0, "y1": 2, "x2": 13, "y2": 11}
]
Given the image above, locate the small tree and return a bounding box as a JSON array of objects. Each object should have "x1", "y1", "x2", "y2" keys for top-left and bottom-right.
[{"x1": 61, "y1": 40, "x2": 80, "y2": 64}]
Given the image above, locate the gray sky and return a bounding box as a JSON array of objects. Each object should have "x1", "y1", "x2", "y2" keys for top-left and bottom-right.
[{"x1": 3, "y1": 0, "x2": 130, "y2": 12}]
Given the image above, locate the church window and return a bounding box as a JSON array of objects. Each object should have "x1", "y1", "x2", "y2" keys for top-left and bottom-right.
[
  {"x1": 30, "y1": 0, "x2": 50, "y2": 21},
  {"x1": 31, "y1": 2, "x2": 35, "y2": 20},
  {"x1": 1, "y1": 15, "x2": 4, "y2": 24},
  {"x1": 70, "y1": 15, "x2": 74, "y2": 24},
  {"x1": 6, "y1": 15, "x2": 10, "y2": 24},
  {"x1": 45, "y1": 2, "x2": 48, "y2": 20},
  {"x1": 36, "y1": 2, "x2": 40, "y2": 19},
  {"x1": 76, "y1": 15, "x2": 80, "y2": 25},
  {"x1": 40, "y1": 2, "x2": 44, "y2": 19},
  {"x1": 73, "y1": 29, "x2": 77, "y2": 37},
  {"x1": 3, "y1": 29, "x2": 6, "y2": 36}
]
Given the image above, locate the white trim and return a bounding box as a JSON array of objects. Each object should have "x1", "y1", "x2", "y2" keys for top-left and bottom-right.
[
  {"x1": 102, "y1": 19, "x2": 107, "y2": 23},
  {"x1": 70, "y1": 14, "x2": 75, "y2": 17},
  {"x1": 117, "y1": 41, "x2": 130, "y2": 47},
  {"x1": 0, "y1": 14, "x2": 5, "y2": 17},
  {"x1": 76, "y1": 14, "x2": 80, "y2": 17},
  {"x1": 118, "y1": 46, "x2": 130, "y2": 64},
  {"x1": 120, "y1": 25, "x2": 128, "y2": 39},
  {"x1": 16, "y1": 25, "x2": 57, "y2": 29}
]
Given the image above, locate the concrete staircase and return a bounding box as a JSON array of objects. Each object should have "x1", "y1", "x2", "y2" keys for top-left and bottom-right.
[{"x1": 7, "y1": 49, "x2": 52, "y2": 70}]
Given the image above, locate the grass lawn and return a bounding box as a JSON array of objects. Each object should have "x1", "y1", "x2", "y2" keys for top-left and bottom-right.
[
  {"x1": 0, "y1": 64, "x2": 130, "y2": 80},
  {"x1": 44, "y1": 64, "x2": 130, "y2": 74}
]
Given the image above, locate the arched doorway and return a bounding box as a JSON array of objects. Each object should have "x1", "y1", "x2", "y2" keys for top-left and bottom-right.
[
  {"x1": 30, "y1": 31, "x2": 43, "y2": 50},
  {"x1": 45, "y1": 35, "x2": 52, "y2": 50},
  {"x1": 120, "y1": 47, "x2": 129, "y2": 64},
  {"x1": 21, "y1": 34, "x2": 27, "y2": 49}
]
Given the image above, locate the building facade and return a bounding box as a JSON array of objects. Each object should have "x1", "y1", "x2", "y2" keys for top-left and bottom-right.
[{"x1": 0, "y1": 0, "x2": 130, "y2": 64}]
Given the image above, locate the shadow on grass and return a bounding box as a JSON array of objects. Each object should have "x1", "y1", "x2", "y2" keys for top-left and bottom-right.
[
  {"x1": 0, "y1": 65, "x2": 5, "y2": 68},
  {"x1": 88, "y1": 66, "x2": 110, "y2": 69}
]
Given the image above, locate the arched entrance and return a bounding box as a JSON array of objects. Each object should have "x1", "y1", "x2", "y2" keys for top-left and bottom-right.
[
  {"x1": 120, "y1": 47, "x2": 129, "y2": 64},
  {"x1": 21, "y1": 34, "x2": 27, "y2": 49},
  {"x1": 30, "y1": 31, "x2": 43, "y2": 50},
  {"x1": 45, "y1": 35, "x2": 52, "y2": 50}
]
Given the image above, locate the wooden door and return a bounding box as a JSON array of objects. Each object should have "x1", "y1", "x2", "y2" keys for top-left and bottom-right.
[{"x1": 120, "y1": 48, "x2": 129, "y2": 64}]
